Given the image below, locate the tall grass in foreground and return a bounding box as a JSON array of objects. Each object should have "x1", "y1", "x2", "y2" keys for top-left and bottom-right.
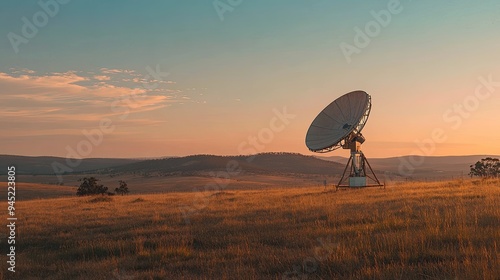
[{"x1": 3, "y1": 179, "x2": 500, "y2": 279}]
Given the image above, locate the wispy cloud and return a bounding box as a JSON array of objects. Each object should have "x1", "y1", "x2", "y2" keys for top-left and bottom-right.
[
  {"x1": 0, "y1": 108, "x2": 61, "y2": 117},
  {"x1": 99, "y1": 68, "x2": 136, "y2": 75},
  {"x1": 94, "y1": 75, "x2": 111, "y2": 81},
  {"x1": 0, "y1": 69, "x2": 175, "y2": 137}
]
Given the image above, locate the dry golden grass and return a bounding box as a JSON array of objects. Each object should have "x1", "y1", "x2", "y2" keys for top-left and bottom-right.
[
  {"x1": 3, "y1": 179, "x2": 500, "y2": 279},
  {"x1": 14, "y1": 173, "x2": 328, "y2": 194},
  {"x1": 0, "y1": 182, "x2": 77, "y2": 200}
]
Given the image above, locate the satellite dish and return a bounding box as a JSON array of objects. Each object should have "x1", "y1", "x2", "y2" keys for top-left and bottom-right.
[
  {"x1": 305, "y1": 90, "x2": 383, "y2": 188},
  {"x1": 306, "y1": 90, "x2": 371, "y2": 153}
]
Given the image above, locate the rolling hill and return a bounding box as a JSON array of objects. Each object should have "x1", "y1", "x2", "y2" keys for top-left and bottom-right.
[
  {"x1": 91, "y1": 152, "x2": 345, "y2": 176},
  {"x1": 320, "y1": 155, "x2": 500, "y2": 180},
  {"x1": 3, "y1": 153, "x2": 498, "y2": 184},
  {"x1": 2, "y1": 153, "x2": 346, "y2": 193},
  {"x1": 0, "y1": 155, "x2": 140, "y2": 175}
]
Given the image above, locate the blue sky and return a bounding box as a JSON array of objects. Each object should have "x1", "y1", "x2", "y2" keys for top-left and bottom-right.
[{"x1": 1, "y1": 0, "x2": 500, "y2": 157}]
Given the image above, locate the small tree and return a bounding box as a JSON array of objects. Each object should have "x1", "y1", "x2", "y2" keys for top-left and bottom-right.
[
  {"x1": 115, "y1": 180, "x2": 129, "y2": 196},
  {"x1": 469, "y1": 157, "x2": 500, "y2": 178},
  {"x1": 77, "y1": 177, "x2": 108, "y2": 196}
]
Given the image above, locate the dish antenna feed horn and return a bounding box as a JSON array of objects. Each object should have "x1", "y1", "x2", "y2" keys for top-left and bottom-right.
[{"x1": 305, "y1": 90, "x2": 384, "y2": 189}]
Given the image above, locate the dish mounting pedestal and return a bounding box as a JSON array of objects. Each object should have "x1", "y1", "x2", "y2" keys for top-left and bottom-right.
[{"x1": 336, "y1": 139, "x2": 383, "y2": 188}]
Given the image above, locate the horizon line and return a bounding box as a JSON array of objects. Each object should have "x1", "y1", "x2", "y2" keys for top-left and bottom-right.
[{"x1": 1, "y1": 152, "x2": 499, "y2": 161}]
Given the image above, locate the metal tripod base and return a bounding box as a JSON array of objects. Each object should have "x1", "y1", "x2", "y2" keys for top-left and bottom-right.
[{"x1": 336, "y1": 151, "x2": 384, "y2": 189}]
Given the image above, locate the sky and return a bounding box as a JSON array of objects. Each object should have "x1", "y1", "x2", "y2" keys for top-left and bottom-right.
[{"x1": 1, "y1": 0, "x2": 499, "y2": 158}]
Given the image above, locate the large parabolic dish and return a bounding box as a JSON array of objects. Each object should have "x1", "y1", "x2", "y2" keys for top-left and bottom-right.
[
  {"x1": 305, "y1": 90, "x2": 371, "y2": 153},
  {"x1": 305, "y1": 90, "x2": 382, "y2": 188}
]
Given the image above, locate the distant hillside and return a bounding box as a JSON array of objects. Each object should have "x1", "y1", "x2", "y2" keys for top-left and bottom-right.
[
  {"x1": 4, "y1": 153, "x2": 495, "y2": 180},
  {"x1": 94, "y1": 152, "x2": 345, "y2": 176},
  {"x1": 0, "y1": 155, "x2": 140, "y2": 175},
  {"x1": 320, "y1": 155, "x2": 500, "y2": 179}
]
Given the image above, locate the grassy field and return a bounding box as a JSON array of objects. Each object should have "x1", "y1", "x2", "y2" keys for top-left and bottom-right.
[
  {"x1": 12, "y1": 173, "x2": 333, "y2": 195},
  {"x1": 0, "y1": 182, "x2": 77, "y2": 200},
  {"x1": 3, "y1": 179, "x2": 500, "y2": 279}
]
